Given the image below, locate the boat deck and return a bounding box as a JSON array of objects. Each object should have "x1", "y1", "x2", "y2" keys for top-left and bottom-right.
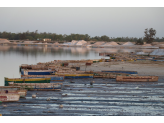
[{"x1": 1, "y1": 76, "x2": 164, "y2": 116}]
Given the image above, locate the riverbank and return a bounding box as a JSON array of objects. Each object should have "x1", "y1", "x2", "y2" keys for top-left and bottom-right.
[{"x1": 80, "y1": 61, "x2": 164, "y2": 76}]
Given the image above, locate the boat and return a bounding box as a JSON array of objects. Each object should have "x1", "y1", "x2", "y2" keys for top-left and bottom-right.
[
  {"x1": 84, "y1": 71, "x2": 131, "y2": 79},
  {"x1": 0, "y1": 86, "x2": 27, "y2": 98},
  {"x1": 21, "y1": 75, "x2": 65, "y2": 81},
  {"x1": 8, "y1": 82, "x2": 63, "y2": 91},
  {"x1": 101, "y1": 70, "x2": 138, "y2": 75},
  {"x1": 116, "y1": 76, "x2": 158, "y2": 82},
  {"x1": 55, "y1": 73, "x2": 93, "y2": 79},
  {"x1": 5, "y1": 77, "x2": 51, "y2": 86},
  {"x1": 0, "y1": 94, "x2": 20, "y2": 102},
  {"x1": 93, "y1": 72, "x2": 130, "y2": 79},
  {"x1": 21, "y1": 69, "x2": 55, "y2": 75}
]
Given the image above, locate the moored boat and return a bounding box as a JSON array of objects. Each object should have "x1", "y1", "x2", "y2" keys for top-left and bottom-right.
[
  {"x1": 9, "y1": 82, "x2": 63, "y2": 91},
  {"x1": 116, "y1": 76, "x2": 158, "y2": 82},
  {"x1": 21, "y1": 69, "x2": 55, "y2": 75},
  {"x1": 55, "y1": 73, "x2": 93, "y2": 79},
  {"x1": 0, "y1": 86, "x2": 27, "y2": 98},
  {"x1": 5, "y1": 77, "x2": 51, "y2": 86},
  {"x1": 102, "y1": 70, "x2": 138, "y2": 75},
  {"x1": 21, "y1": 75, "x2": 65, "y2": 81},
  {"x1": 0, "y1": 94, "x2": 20, "y2": 102}
]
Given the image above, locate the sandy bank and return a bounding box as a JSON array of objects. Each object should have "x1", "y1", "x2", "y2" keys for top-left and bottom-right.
[{"x1": 80, "y1": 62, "x2": 164, "y2": 76}]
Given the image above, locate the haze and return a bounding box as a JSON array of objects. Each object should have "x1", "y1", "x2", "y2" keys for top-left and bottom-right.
[{"x1": 0, "y1": 7, "x2": 164, "y2": 38}]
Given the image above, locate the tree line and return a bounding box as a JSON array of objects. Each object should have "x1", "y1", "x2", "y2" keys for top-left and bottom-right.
[{"x1": 0, "y1": 29, "x2": 163, "y2": 44}]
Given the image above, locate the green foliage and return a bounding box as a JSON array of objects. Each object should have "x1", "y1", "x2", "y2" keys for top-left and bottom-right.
[
  {"x1": 144, "y1": 28, "x2": 156, "y2": 44},
  {"x1": 0, "y1": 29, "x2": 164, "y2": 42},
  {"x1": 135, "y1": 38, "x2": 144, "y2": 45}
]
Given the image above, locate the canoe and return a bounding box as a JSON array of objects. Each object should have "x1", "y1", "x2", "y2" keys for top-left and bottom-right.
[
  {"x1": 0, "y1": 86, "x2": 27, "y2": 98},
  {"x1": 116, "y1": 76, "x2": 158, "y2": 82},
  {"x1": 0, "y1": 90, "x2": 27, "y2": 98},
  {"x1": 9, "y1": 82, "x2": 63, "y2": 91},
  {"x1": 85, "y1": 71, "x2": 131, "y2": 79},
  {"x1": 55, "y1": 73, "x2": 93, "y2": 79},
  {"x1": 21, "y1": 75, "x2": 65, "y2": 81},
  {"x1": 93, "y1": 72, "x2": 130, "y2": 79},
  {"x1": 0, "y1": 94, "x2": 20, "y2": 102},
  {"x1": 102, "y1": 70, "x2": 138, "y2": 75},
  {"x1": 21, "y1": 69, "x2": 55, "y2": 75},
  {"x1": 5, "y1": 77, "x2": 51, "y2": 86}
]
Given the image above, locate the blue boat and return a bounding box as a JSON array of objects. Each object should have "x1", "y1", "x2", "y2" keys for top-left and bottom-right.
[
  {"x1": 55, "y1": 73, "x2": 93, "y2": 79},
  {"x1": 101, "y1": 70, "x2": 138, "y2": 75},
  {"x1": 22, "y1": 70, "x2": 55, "y2": 75},
  {"x1": 21, "y1": 75, "x2": 64, "y2": 81}
]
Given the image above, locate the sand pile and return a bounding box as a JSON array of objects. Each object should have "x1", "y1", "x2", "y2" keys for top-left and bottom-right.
[
  {"x1": 122, "y1": 42, "x2": 134, "y2": 46},
  {"x1": 109, "y1": 41, "x2": 118, "y2": 45},
  {"x1": 71, "y1": 40, "x2": 78, "y2": 45},
  {"x1": 159, "y1": 44, "x2": 164, "y2": 48},
  {"x1": 76, "y1": 40, "x2": 87, "y2": 45},
  {"x1": 142, "y1": 44, "x2": 152, "y2": 46},
  {"x1": 53, "y1": 42, "x2": 59, "y2": 45},
  {"x1": 100, "y1": 42, "x2": 112, "y2": 46},
  {"x1": 0, "y1": 38, "x2": 11, "y2": 43},
  {"x1": 93, "y1": 42, "x2": 105, "y2": 46}
]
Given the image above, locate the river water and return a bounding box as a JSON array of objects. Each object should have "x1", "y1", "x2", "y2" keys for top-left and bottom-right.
[{"x1": 0, "y1": 45, "x2": 155, "y2": 86}]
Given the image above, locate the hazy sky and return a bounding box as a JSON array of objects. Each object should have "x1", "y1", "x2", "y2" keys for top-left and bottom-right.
[{"x1": 0, "y1": 7, "x2": 164, "y2": 38}]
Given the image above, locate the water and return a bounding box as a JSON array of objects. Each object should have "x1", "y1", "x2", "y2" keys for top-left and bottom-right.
[{"x1": 0, "y1": 45, "x2": 155, "y2": 86}]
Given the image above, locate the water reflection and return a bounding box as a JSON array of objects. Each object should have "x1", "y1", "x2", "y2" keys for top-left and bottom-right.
[{"x1": 0, "y1": 45, "x2": 157, "y2": 56}]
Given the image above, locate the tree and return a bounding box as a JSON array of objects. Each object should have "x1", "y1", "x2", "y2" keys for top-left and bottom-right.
[
  {"x1": 144, "y1": 28, "x2": 156, "y2": 44},
  {"x1": 135, "y1": 38, "x2": 143, "y2": 45}
]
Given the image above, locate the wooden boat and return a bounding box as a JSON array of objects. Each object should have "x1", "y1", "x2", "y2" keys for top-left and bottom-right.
[
  {"x1": 21, "y1": 69, "x2": 55, "y2": 75},
  {"x1": 8, "y1": 82, "x2": 63, "y2": 91},
  {"x1": 0, "y1": 94, "x2": 20, "y2": 102},
  {"x1": 21, "y1": 75, "x2": 65, "y2": 81},
  {"x1": 85, "y1": 71, "x2": 131, "y2": 79},
  {"x1": 5, "y1": 77, "x2": 51, "y2": 86},
  {"x1": 116, "y1": 76, "x2": 158, "y2": 82},
  {"x1": 102, "y1": 70, "x2": 138, "y2": 75},
  {"x1": 55, "y1": 73, "x2": 93, "y2": 79},
  {"x1": 0, "y1": 86, "x2": 27, "y2": 98}
]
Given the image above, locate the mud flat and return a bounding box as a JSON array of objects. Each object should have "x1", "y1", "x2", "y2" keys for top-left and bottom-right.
[{"x1": 80, "y1": 61, "x2": 164, "y2": 76}]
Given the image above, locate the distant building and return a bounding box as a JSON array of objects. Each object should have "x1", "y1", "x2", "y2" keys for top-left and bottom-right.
[{"x1": 43, "y1": 38, "x2": 51, "y2": 42}]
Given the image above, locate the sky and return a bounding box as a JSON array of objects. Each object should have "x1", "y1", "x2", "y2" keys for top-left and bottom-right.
[{"x1": 0, "y1": 7, "x2": 164, "y2": 38}]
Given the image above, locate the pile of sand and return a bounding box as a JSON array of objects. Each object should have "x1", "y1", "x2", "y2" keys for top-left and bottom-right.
[
  {"x1": 159, "y1": 44, "x2": 164, "y2": 48},
  {"x1": 109, "y1": 41, "x2": 118, "y2": 45},
  {"x1": 122, "y1": 42, "x2": 134, "y2": 46},
  {"x1": 100, "y1": 42, "x2": 112, "y2": 46},
  {"x1": 53, "y1": 42, "x2": 59, "y2": 45},
  {"x1": 142, "y1": 44, "x2": 152, "y2": 46},
  {"x1": 0, "y1": 38, "x2": 11, "y2": 43},
  {"x1": 93, "y1": 42, "x2": 105, "y2": 46},
  {"x1": 76, "y1": 40, "x2": 87, "y2": 45},
  {"x1": 71, "y1": 40, "x2": 78, "y2": 45}
]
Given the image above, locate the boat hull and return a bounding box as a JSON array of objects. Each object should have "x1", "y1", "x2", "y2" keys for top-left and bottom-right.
[
  {"x1": 21, "y1": 75, "x2": 65, "y2": 81},
  {"x1": 21, "y1": 70, "x2": 55, "y2": 75},
  {"x1": 102, "y1": 70, "x2": 138, "y2": 75},
  {"x1": 5, "y1": 77, "x2": 51, "y2": 86},
  {"x1": 0, "y1": 94, "x2": 20, "y2": 102},
  {"x1": 9, "y1": 83, "x2": 62, "y2": 91},
  {"x1": 55, "y1": 73, "x2": 93, "y2": 79},
  {"x1": 116, "y1": 76, "x2": 158, "y2": 82}
]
